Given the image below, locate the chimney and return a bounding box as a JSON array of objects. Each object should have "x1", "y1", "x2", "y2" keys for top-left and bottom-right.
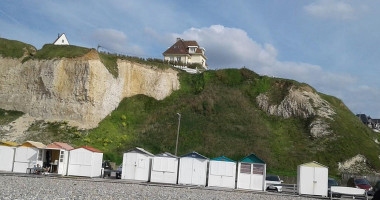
[{"x1": 176, "y1": 38, "x2": 181, "y2": 41}]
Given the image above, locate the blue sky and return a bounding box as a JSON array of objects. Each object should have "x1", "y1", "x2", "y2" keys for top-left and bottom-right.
[{"x1": 1, "y1": 0, "x2": 379, "y2": 118}]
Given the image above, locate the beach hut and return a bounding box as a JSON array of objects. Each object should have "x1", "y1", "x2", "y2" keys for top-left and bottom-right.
[
  {"x1": 121, "y1": 147, "x2": 154, "y2": 181},
  {"x1": 297, "y1": 161, "x2": 328, "y2": 196},
  {"x1": 0, "y1": 141, "x2": 18, "y2": 172},
  {"x1": 150, "y1": 152, "x2": 179, "y2": 184},
  {"x1": 237, "y1": 154, "x2": 266, "y2": 191},
  {"x1": 43, "y1": 142, "x2": 74, "y2": 175},
  {"x1": 178, "y1": 151, "x2": 209, "y2": 186},
  {"x1": 207, "y1": 156, "x2": 237, "y2": 189},
  {"x1": 67, "y1": 146, "x2": 103, "y2": 177},
  {"x1": 13, "y1": 141, "x2": 46, "y2": 173}
]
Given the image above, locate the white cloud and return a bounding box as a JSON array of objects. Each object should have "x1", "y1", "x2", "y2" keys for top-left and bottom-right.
[
  {"x1": 304, "y1": 0, "x2": 357, "y2": 20},
  {"x1": 91, "y1": 28, "x2": 143, "y2": 56},
  {"x1": 172, "y1": 25, "x2": 380, "y2": 117}
]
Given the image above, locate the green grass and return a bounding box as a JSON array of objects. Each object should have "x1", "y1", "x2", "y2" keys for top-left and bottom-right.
[
  {"x1": 0, "y1": 38, "x2": 36, "y2": 58},
  {"x1": 0, "y1": 108, "x2": 24, "y2": 125},
  {"x1": 99, "y1": 53, "x2": 119, "y2": 78},
  {"x1": 33, "y1": 44, "x2": 91, "y2": 59}
]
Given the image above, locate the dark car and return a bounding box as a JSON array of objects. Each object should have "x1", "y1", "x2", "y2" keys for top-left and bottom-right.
[
  {"x1": 374, "y1": 180, "x2": 380, "y2": 193},
  {"x1": 116, "y1": 164, "x2": 122, "y2": 179},
  {"x1": 328, "y1": 178, "x2": 341, "y2": 198},
  {"x1": 347, "y1": 177, "x2": 374, "y2": 196}
]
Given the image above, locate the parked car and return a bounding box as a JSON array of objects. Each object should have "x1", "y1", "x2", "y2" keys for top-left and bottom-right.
[
  {"x1": 328, "y1": 178, "x2": 341, "y2": 198},
  {"x1": 116, "y1": 164, "x2": 122, "y2": 179},
  {"x1": 347, "y1": 177, "x2": 374, "y2": 196},
  {"x1": 265, "y1": 174, "x2": 283, "y2": 192}
]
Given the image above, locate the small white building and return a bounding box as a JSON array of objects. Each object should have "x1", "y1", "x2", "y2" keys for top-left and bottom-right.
[
  {"x1": 53, "y1": 33, "x2": 70, "y2": 45},
  {"x1": 13, "y1": 141, "x2": 46, "y2": 173},
  {"x1": 150, "y1": 152, "x2": 179, "y2": 184},
  {"x1": 297, "y1": 161, "x2": 328, "y2": 197},
  {"x1": 207, "y1": 156, "x2": 237, "y2": 189},
  {"x1": 122, "y1": 147, "x2": 154, "y2": 181},
  {"x1": 67, "y1": 146, "x2": 103, "y2": 177},
  {"x1": 43, "y1": 142, "x2": 74, "y2": 175},
  {"x1": 0, "y1": 142, "x2": 18, "y2": 172},
  {"x1": 237, "y1": 154, "x2": 266, "y2": 191},
  {"x1": 178, "y1": 151, "x2": 209, "y2": 186}
]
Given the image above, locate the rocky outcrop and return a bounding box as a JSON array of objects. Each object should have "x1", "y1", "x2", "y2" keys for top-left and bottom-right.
[
  {"x1": 256, "y1": 86, "x2": 335, "y2": 138},
  {"x1": 0, "y1": 55, "x2": 179, "y2": 129},
  {"x1": 338, "y1": 154, "x2": 376, "y2": 174}
]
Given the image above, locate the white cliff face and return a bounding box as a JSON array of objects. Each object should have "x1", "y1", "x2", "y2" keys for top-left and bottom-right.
[
  {"x1": 0, "y1": 57, "x2": 179, "y2": 129},
  {"x1": 256, "y1": 86, "x2": 336, "y2": 138}
]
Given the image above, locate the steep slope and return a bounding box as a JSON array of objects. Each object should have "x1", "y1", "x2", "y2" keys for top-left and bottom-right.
[
  {"x1": 18, "y1": 68, "x2": 380, "y2": 174},
  {"x1": 0, "y1": 40, "x2": 179, "y2": 129},
  {"x1": 1, "y1": 38, "x2": 379, "y2": 174}
]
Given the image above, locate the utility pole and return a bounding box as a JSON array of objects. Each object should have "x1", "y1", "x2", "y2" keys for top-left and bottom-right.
[{"x1": 175, "y1": 113, "x2": 181, "y2": 156}]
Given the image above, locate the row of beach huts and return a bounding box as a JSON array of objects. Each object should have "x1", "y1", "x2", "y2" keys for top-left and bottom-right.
[{"x1": 0, "y1": 141, "x2": 330, "y2": 197}]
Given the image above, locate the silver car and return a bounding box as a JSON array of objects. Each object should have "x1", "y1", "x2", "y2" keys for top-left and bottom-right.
[{"x1": 266, "y1": 174, "x2": 283, "y2": 192}]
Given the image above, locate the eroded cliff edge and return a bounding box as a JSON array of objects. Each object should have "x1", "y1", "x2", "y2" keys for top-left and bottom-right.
[{"x1": 0, "y1": 54, "x2": 179, "y2": 129}]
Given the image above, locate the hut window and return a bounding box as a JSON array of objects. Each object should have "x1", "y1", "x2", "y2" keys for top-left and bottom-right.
[
  {"x1": 252, "y1": 164, "x2": 264, "y2": 175},
  {"x1": 60, "y1": 151, "x2": 64, "y2": 162},
  {"x1": 240, "y1": 163, "x2": 251, "y2": 174}
]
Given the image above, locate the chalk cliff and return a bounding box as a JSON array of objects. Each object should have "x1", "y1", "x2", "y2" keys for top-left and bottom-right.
[{"x1": 0, "y1": 53, "x2": 179, "y2": 129}]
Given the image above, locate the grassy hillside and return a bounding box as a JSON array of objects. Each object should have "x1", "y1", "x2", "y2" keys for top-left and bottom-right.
[
  {"x1": 0, "y1": 38, "x2": 36, "y2": 58},
  {"x1": 20, "y1": 68, "x2": 380, "y2": 175}
]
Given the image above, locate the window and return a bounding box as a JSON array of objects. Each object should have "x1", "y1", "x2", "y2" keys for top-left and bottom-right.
[
  {"x1": 60, "y1": 151, "x2": 64, "y2": 162},
  {"x1": 176, "y1": 57, "x2": 181, "y2": 62},
  {"x1": 240, "y1": 163, "x2": 251, "y2": 174},
  {"x1": 62, "y1": 39, "x2": 64, "y2": 43},
  {"x1": 252, "y1": 164, "x2": 264, "y2": 175},
  {"x1": 170, "y1": 57, "x2": 174, "y2": 61}
]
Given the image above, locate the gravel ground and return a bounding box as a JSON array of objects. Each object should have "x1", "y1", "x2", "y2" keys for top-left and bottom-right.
[{"x1": 0, "y1": 175, "x2": 319, "y2": 200}]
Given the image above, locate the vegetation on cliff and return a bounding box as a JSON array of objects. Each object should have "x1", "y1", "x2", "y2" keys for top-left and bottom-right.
[
  {"x1": 0, "y1": 38, "x2": 36, "y2": 58},
  {"x1": 18, "y1": 68, "x2": 380, "y2": 175}
]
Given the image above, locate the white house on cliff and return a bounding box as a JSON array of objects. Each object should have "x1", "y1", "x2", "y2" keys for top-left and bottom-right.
[
  {"x1": 163, "y1": 38, "x2": 207, "y2": 73},
  {"x1": 53, "y1": 33, "x2": 70, "y2": 45}
]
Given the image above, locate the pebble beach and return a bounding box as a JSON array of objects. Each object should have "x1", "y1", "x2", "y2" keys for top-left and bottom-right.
[{"x1": 0, "y1": 175, "x2": 319, "y2": 200}]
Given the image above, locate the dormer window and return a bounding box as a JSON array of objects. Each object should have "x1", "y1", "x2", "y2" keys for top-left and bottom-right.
[{"x1": 188, "y1": 46, "x2": 198, "y2": 54}]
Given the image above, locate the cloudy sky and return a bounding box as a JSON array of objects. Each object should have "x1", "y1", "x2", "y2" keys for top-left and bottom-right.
[{"x1": 1, "y1": 0, "x2": 379, "y2": 118}]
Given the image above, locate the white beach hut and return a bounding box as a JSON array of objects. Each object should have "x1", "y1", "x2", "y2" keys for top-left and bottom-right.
[
  {"x1": 43, "y1": 142, "x2": 74, "y2": 175},
  {"x1": 67, "y1": 146, "x2": 103, "y2": 177},
  {"x1": 13, "y1": 141, "x2": 46, "y2": 173},
  {"x1": 208, "y1": 156, "x2": 237, "y2": 189},
  {"x1": 178, "y1": 151, "x2": 209, "y2": 186},
  {"x1": 122, "y1": 147, "x2": 154, "y2": 181},
  {"x1": 236, "y1": 154, "x2": 266, "y2": 191},
  {"x1": 0, "y1": 141, "x2": 18, "y2": 172},
  {"x1": 150, "y1": 152, "x2": 179, "y2": 184},
  {"x1": 297, "y1": 161, "x2": 328, "y2": 197}
]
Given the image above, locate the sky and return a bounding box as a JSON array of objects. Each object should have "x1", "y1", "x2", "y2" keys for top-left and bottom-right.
[{"x1": 0, "y1": 0, "x2": 379, "y2": 118}]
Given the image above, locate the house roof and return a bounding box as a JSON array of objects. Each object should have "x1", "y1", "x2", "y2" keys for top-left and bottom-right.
[
  {"x1": 163, "y1": 38, "x2": 204, "y2": 55},
  {"x1": 20, "y1": 141, "x2": 46, "y2": 148},
  {"x1": 180, "y1": 151, "x2": 208, "y2": 160},
  {"x1": 46, "y1": 142, "x2": 74, "y2": 151},
  {"x1": 211, "y1": 156, "x2": 235, "y2": 162},
  {"x1": 239, "y1": 154, "x2": 265, "y2": 164},
  {"x1": 0, "y1": 141, "x2": 19, "y2": 146},
  {"x1": 357, "y1": 114, "x2": 369, "y2": 123},
  {"x1": 299, "y1": 161, "x2": 328, "y2": 168},
  {"x1": 126, "y1": 147, "x2": 154, "y2": 157},
  {"x1": 53, "y1": 33, "x2": 70, "y2": 45},
  {"x1": 75, "y1": 146, "x2": 102, "y2": 153},
  {"x1": 155, "y1": 152, "x2": 178, "y2": 158},
  {"x1": 372, "y1": 119, "x2": 380, "y2": 123}
]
